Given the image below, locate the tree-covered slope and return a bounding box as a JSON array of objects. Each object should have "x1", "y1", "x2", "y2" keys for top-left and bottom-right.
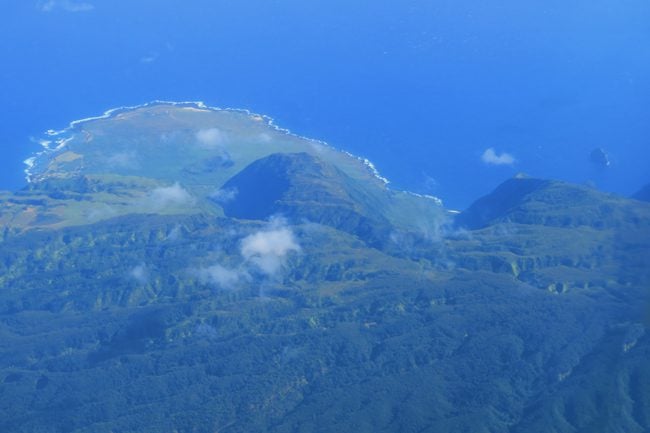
[
  {"x1": 456, "y1": 174, "x2": 643, "y2": 230},
  {"x1": 0, "y1": 103, "x2": 648, "y2": 433}
]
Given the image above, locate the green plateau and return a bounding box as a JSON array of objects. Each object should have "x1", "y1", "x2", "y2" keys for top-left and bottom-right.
[{"x1": 1, "y1": 103, "x2": 649, "y2": 433}]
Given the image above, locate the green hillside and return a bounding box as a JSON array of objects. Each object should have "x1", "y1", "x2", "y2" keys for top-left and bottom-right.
[{"x1": 0, "y1": 103, "x2": 648, "y2": 433}]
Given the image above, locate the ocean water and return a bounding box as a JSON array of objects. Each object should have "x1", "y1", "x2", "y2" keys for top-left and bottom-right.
[{"x1": 1, "y1": 0, "x2": 649, "y2": 208}]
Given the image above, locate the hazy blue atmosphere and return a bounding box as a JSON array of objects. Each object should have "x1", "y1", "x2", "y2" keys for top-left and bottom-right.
[{"x1": 1, "y1": 0, "x2": 648, "y2": 208}]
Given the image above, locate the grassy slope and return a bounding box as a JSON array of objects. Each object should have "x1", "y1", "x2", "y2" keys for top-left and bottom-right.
[
  {"x1": 13, "y1": 104, "x2": 442, "y2": 233},
  {"x1": 0, "y1": 189, "x2": 648, "y2": 432}
]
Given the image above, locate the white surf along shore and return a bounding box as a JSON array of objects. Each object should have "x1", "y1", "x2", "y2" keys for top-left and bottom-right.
[{"x1": 24, "y1": 100, "x2": 442, "y2": 204}]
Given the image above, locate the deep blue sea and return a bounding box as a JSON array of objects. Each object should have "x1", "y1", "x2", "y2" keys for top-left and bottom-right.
[{"x1": 1, "y1": 0, "x2": 648, "y2": 208}]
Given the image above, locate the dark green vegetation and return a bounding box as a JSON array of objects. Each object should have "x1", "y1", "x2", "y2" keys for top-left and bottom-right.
[{"x1": 1, "y1": 104, "x2": 649, "y2": 432}]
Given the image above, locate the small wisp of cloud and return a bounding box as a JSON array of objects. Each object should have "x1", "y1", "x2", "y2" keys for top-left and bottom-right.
[
  {"x1": 166, "y1": 225, "x2": 183, "y2": 242},
  {"x1": 196, "y1": 264, "x2": 249, "y2": 290},
  {"x1": 85, "y1": 203, "x2": 116, "y2": 222},
  {"x1": 481, "y1": 148, "x2": 515, "y2": 166},
  {"x1": 240, "y1": 217, "x2": 301, "y2": 276},
  {"x1": 193, "y1": 217, "x2": 301, "y2": 291},
  {"x1": 38, "y1": 0, "x2": 94, "y2": 12},
  {"x1": 140, "y1": 52, "x2": 159, "y2": 64},
  {"x1": 258, "y1": 133, "x2": 273, "y2": 143},
  {"x1": 149, "y1": 182, "x2": 195, "y2": 209},
  {"x1": 196, "y1": 128, "x2": 226, "y2": 149},
  {"x1": 130, "y1": 264, "x2": 149, "y2": 284},
  {"x1": 107, "y1": 151, "x2": 140, "y2": 169},
  {"x1": 210, "y1": 187, "x2": 238, "y2": 204}
]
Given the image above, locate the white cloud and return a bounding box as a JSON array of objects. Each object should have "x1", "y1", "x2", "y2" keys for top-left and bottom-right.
[
  {"x1": 140, "y1": 52, "x2": 159, "y2": 64},
  {"x1": 195, "y1": 322, "x2": 218, "y2": 339},
  {"x1": 196, "y1": 264, "x2": 249, "y2": 290},
  {"x1": 421, "y1": 171, "x2": 439, "y2": 192},
  {"x1": 481, "y1": 148, "x2": 515, "y2": 166},
  {"x1": 166, "y1": 225, "x2": 182, "y2": 242},
  {"x1": 258, "y1": 133, "x2": 273, "y2": 143},
  {"x1": 196, "y1": 128, "x2": 226, "y2": 149},
  {"x1": 193, "y1": 218, "x2": 300, "y2": 291},
  {"x1": 210, "y1": 187, "x2": 238, "y2": 204},
  {"x1": 38, "y1": 0, "x2": 94, "y2": 12},
  {"x1": 107, "y1": 151, "x2": 139, "y2": 169},
  {"x1": 85, "y1": 203, "x2": 116, "y2": 222},
  {"x1": 130, "y1": 264, "x2": 149, "y2": 284},
  {"x1": 240, "y1": 218, "x2": 301, "y2": 275},
  {"x1": 150, "y1": 183, "x2": 194, "y2": 208}
]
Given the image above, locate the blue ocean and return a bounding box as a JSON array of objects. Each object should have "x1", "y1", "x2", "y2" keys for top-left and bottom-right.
[{"x1": 1, "y1": 0, "x2": 648, "y2": 208}]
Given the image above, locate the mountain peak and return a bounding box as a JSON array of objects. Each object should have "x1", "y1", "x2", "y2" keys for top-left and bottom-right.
[
  {"x1": 220, "y1": 152, "x2": 348, "y2": 220},
  {"x1": 456, "y1": 176, "x2": 642, "y2": 229},
  {"x1": 219, "y1": 152, "x2": 396, "y2": 241}
]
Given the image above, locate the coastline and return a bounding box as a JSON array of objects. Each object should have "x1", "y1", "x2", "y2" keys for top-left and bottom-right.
[{"x1": 24, "y1": 100, "x2": 432, "y2": 201}]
